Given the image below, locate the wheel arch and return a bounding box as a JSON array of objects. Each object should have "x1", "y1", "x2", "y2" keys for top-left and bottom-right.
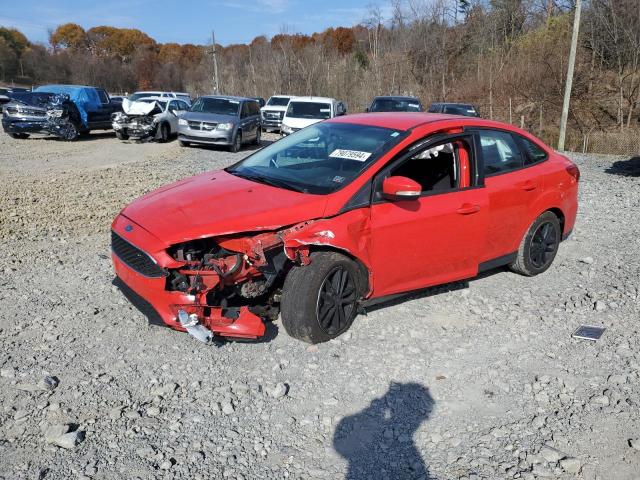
[{"x1": 305, "y1": 245, "x2": 371, "y2": 296}]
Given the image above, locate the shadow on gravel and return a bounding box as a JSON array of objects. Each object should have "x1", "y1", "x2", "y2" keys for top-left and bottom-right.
[
  {"x1": 605, "y1": 156, "x2": 640, "y2": 177},
  {"x1": 334, "y1": 382, "x2": 434, "y2": 480}
]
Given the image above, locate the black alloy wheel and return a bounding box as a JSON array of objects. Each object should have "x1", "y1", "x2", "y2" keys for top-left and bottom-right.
[
  {"x1": 529, "y1": 221, "x2": 557, "y2": 269},
  {"x1": 316, "y1": 266, "x2": 357, "y2": 336}
]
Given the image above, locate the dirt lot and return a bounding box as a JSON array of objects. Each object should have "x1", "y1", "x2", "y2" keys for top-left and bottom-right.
[{"x1": 0, "y1": 130, "x2": 639, "y2": 480}]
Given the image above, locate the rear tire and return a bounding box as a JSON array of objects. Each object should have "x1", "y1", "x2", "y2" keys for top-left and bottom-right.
[
  {"x1": 9, "y1": 133, "x2": 29, "y2": 139},
  {"x1": 115, "y1": 131, "x2": 129, "y2": 140},
  {"x1": 178, "y1": 140, "x2": 190, "y2": 147},
  {"x1": 156, "y1": 123, "x2": 169, "y2": 143},
  {"x1": 509, "y1": 211, "x2": 561, "y2": 276},
  {"x1": 281, "y1": 251, "x2": 363, "y2": 344},
  {"x1": 253, "y1": 128, "x2": 261, "y2": 146}
]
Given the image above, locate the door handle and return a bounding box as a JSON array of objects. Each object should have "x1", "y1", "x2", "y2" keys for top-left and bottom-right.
[
  {"x1": 457, "y1": 203, "x2": 481, "y2": 215},
  {"x1": 519, "y1": 180, "x2": 538, "y2": 191}
]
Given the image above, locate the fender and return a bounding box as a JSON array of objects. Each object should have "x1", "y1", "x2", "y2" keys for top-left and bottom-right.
[
  {"x1": 523, "y1": 188, "x2": 568, "y2": 239},
  {"x1": 281, "y1": 209, "x2": 375, "y2": 296}
]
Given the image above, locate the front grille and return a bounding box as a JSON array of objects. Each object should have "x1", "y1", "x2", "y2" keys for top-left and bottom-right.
[
  {"x1": 262, "y1": 110, "x2": 283, "y2": 120},
  {"x1": 187, "y1": 121, "x2": 218, "y2": 131},
  {"x1": 111, "y1": 231, "x2": 166, "y2": 278}
]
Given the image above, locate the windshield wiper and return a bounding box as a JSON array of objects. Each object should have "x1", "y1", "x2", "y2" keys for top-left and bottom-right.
[{"x1": 230, "y1": 170, "x2": 307, "y2": 193}]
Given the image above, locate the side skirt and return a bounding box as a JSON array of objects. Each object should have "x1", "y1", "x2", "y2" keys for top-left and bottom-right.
[{"x1": 478, "y1": 252, "x2": 517, "y2": 273}]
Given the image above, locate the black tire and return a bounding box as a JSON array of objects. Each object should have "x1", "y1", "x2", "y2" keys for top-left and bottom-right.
[
  {"x1": 115, "y1": 131, "x2": 129, "y2": 140},
  {"x1": 156, "y1": 123, "x2": 169, "y2": 143},
  {"x1": 178, "y1": 139, "x2": 190, "y2": 147},
  {"x1": 509, "y1": 211, "x2": 561, "y2": 276},
  {"x1": 253, "y1": 127, "x2": 261, "y2": 146},
  {"x1": 9, "y1": 133, "x2": 29, "y2": 139},
  {"x1": 281, "y1": 251, "x2": 363, "y2": 344},
  {"x1": 230, "y1": 131, "x2": 242, "y2": 153},
  {"x1": 61, "y1": 120, "x2": 80, "y2": 141}
]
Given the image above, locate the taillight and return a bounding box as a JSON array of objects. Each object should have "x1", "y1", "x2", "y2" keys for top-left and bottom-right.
[{"x1": 566, "y1": 163, "x2": 580, "y2": 181}]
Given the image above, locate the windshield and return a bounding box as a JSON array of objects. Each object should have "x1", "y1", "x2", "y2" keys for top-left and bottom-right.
[
  {"x1": 371, "y1": 98, "x2": 422, "y2": 112},
  {"x1": 226, "y1": 122, "x2": 406, "y2": 194},
  {"x1": 190, "y1": 97, "x2": 240, "y2": 115},
  {"x1": 443, "y1": 105, "x2": 478, "y2": 116},
  {"x1": 267, "y1": 96, "x2": 291, "y2": 106},
  {"x1": 129, "y1": 92, "x2": 160, "y2": 101},
  {"x1": 286, "y1": 101, "x2": 331, "y2": 120}
]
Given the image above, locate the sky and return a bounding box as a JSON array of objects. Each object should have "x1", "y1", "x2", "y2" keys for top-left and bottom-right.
[{"x1": 0, "y1": 0, "x2": 391, "y2": 46}]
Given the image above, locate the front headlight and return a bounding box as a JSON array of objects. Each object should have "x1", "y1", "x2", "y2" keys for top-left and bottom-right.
[
  {"x1": 216, "y1": 122, "x2": 234, "y2": 131},
  {"x1": 47, "y1": 109, "x2": 64, "y2": 118},
  {"x1": 178, "y1": 118, "x2": 188, "y2": 126}
]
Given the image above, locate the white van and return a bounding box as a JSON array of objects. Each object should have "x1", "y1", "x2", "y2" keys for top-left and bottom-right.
[{"x1": 281, "y1": 96, "x2": 347, "y2": 135}]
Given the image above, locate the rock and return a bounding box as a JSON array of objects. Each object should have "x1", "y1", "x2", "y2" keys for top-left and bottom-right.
[
  {"x1": 594, "y1": 301, "x2": 607, "y2": 312},
  {"x1": 0, "y1": 367, "x2": 16, "y2": 378},
  {"x1": 221, "y1": 401, "x2": 234, "y2": 415},
  {"x1": 45, "y1": 424, "x2": 84, "y2": 449},
  {"x1": 607, "y1": 374, "x2": 627, "y2": 385},
  {"x1": 269, "y1": 383, "x2": 288, "y2": 399},
  {"x1": 41, "y1": 375, "x2": 59, "y2": 390},
  {"x1": 146, "y1": 406, "x2": 160, "y2": 417},
  {"x1": 539, "y1": 445, "x2": 566, "y2": 463},
  {"x1": 560, "y1": 457, "x2": 581, "y2": 473},
  {"x1": 108, "y1": 406, "x2": 123, "y2": 420},
  {"x1": 629, "y1": 439, "x2": 640, "y2": 451},
  {"x1": 579, "y1": 257, "x2": 594, "y2": 264},
  {"x1": 590, "y1": 394, "x2": 610, "y2": 406}
]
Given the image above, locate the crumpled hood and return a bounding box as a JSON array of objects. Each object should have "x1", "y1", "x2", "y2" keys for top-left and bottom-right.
[
  {"x1": 122, "y1": 98, "x2": 158, "y2": 115},
  {"x1": 120, "y1": 170, "x2": 328, "y2": 246}
]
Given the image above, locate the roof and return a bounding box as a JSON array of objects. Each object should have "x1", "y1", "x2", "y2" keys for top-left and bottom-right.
[
  {"x1": 327, "y1": 112, "x2": 520, "y2": 133},
  {"x1": 198, "y1": 95, "x2": 259, "y2": 102},
  {"x1": 289, "y1": 96, "x2": 336, "y2": 103},
  {"x1": 373, "y1": 95, "x2": 420, "y2": 101}
]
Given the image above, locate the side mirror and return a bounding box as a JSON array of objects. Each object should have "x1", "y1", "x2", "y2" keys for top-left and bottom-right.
[{"x1": 382, "y1": 176, "x2": 421, "y2": 201}]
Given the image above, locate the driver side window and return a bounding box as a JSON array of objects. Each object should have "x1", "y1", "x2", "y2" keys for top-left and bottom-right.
[{"x1": 389, "y1": 141, "x2": 460, "y2": 193}]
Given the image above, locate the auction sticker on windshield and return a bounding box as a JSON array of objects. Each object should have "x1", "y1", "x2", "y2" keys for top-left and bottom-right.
[{"x1": 329, "y1": 149, "x2": 372, "y2": 162}]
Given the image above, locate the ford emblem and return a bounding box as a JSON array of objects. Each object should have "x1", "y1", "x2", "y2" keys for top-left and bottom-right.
[{"x1": 124, "y1": 224, "x2": 133, "y2": 232}]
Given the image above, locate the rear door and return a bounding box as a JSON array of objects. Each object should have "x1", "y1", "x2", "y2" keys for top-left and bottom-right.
[
  {"x1": 86, "y1": 88, "x2": 113, "y2": 127},
  {"x1": 369, "y1": 134, "x2": 489, "y2": 297},
  {"x1": 472, "y1": 128, "x2": 546, "y2": 262}
]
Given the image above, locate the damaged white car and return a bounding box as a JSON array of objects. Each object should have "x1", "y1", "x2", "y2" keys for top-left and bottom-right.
[{"x1": 112, "y1": 97, "x2": 189, "y2": 142}]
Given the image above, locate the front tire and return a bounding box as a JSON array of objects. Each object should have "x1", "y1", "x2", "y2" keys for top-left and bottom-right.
[
  {"x1": 509, "y1": 211, "x2": 561, "y2": 276},
  {"x1": 9, "y1": 133, "x2": 29, "y2": 139},
  {"x1": 115, "y1": 131, "x2": 129, "y2": 140},
  {"x1": 281, "y1": 251, "x2": 362, "y2": 344},
  {"x1": 230, "y1": 132, "x2": 242, "y2": 152},
  {"x1": 156, "y1": 123, "x2": 169, "y2": 143}
]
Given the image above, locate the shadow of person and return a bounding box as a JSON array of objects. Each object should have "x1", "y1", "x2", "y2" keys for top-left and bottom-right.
[{"x1": 333, "y1": 382, "x2": 434, "y2": 480}]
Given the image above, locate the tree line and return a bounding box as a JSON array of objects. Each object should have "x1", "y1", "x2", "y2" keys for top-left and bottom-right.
[{"x1": 0, "y1": 0, "x2": 639, "y2": 144}]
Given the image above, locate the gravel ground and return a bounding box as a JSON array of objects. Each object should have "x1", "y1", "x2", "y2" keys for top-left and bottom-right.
[{"x1": 0, "y1": 131, "x2": 639, "y2": 480}]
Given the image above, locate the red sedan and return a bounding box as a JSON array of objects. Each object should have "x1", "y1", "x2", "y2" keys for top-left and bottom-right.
[{"x1": 111, "y1": 113, "x2": 579, "y2": 344}]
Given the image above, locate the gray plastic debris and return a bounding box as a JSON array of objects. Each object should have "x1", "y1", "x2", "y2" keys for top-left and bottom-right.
[{"x1": 178, "y1": 310, "x2": 213, "y2": 343}]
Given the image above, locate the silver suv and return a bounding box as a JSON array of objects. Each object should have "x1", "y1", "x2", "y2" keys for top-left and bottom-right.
[{"x1": 177, "y1": 96, "x2": 262, "y2": 152}]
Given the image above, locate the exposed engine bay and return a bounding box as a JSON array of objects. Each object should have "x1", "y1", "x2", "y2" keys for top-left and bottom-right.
[{"x1": 111, "y1": 98, "x2": 163, "y2": 140}]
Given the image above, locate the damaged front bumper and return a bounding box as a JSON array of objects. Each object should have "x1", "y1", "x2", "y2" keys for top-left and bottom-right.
[
  {"x1": 111, "y1": 215, "x2": 268, "y2": 341},
  {"x1": 112, "y1": 116, "x2": 157, "y2": 139}
]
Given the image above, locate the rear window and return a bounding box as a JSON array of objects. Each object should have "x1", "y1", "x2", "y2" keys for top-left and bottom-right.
[
  {"x1": 267, "y1": 97, "x2": 291, "y2": 106},
  {"x1": 519, "y1": 136, "x2": 548, "y2": 165},
  {"x1": 370, "y1": 98, "x2": 422, "y2": 112},
  {"x1": 286, "y1": 101, "x2": 332, "y2": 119},
  {"x1": 96, "y1": 89, "x2": 109, "y2": 104},
  {"x1": 479, "y1": 130, "x2": 523, "y2": 175}
]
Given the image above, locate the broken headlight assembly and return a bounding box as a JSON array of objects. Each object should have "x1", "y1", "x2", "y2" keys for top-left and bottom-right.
[{"x1": 46, "y1": 109, "x2": 64, "y2": 118}]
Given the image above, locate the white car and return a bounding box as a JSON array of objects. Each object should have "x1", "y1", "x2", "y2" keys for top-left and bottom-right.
[
  {"x1": 129, "y1": 91, "x2": 191, "y2": 105},
  {"x1": 112, "y1": 96, "x2": 190, "y2": 141},
  {"x1": 260, "y1": 95, "x2": 296, "y2": 132},
  {"x1": 280, "y1": 96, "x2": 347, "y2": 136}
]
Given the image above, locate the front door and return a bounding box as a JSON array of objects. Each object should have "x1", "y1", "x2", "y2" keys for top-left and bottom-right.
[{"x1": 369, "y1": 136, "x2": 488, "y2": 297}]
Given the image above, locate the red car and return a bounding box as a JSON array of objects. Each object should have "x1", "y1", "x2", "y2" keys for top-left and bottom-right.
[{"x1": 111, "y1": 113, "x2": 579, "y2": 344}]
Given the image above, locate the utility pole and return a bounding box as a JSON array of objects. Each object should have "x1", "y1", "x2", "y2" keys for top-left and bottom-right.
[
  {"x1": 558, "y1": 0, "x2": 582, "y2": 151},
  {"x1": 212, "y1": 30, "x2": 220, "y2": 94}
]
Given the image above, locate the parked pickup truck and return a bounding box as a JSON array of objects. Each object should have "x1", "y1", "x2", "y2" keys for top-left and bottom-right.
[{"x1": 23, "y1": 84, "x2": 121, "y2": 139}]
